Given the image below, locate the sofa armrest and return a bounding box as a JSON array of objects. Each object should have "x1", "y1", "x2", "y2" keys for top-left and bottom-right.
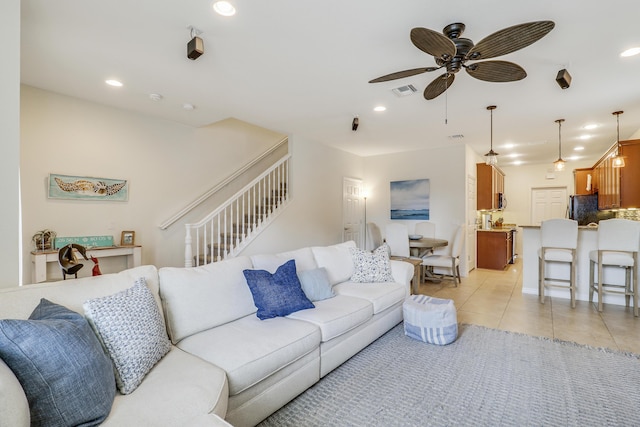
[
  {"x1": 389, "y1": 260, "x2": 413, "y2": 297},
  {"x1": 0, "y1": 358, "x2": 30, "y2": 427}
]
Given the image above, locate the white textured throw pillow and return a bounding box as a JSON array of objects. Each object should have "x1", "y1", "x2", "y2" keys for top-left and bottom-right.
[
  {"x1": 84, "y1": 278, "x2": 171, "y2": 394},
  {"x1": 349, "y1": 244, "x2": 395, "y2": 283}
]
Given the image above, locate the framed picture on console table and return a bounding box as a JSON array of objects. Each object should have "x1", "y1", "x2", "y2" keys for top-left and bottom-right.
[{"x1": 120, "y1": 231, "x2": 135, "y2": 246}]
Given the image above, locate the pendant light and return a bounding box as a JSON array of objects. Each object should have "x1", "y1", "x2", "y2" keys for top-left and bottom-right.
[
  {"x1": 611, "y1": 110, "x2": 625, "y2": 168},
  {"x1": 484, "y1": 105, "x2": 499, "y2": 166},
  {"x1": 553, "y1": 119, "x2": 565, "y2": 171}
]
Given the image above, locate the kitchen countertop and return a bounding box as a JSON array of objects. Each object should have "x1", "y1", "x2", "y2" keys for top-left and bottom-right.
[
  {"x1": 477, "y1": 226, "x2": 517, "y2": 232},
  {"x1": 520, "y1": 224, "x2": 598, "y2": 230}
]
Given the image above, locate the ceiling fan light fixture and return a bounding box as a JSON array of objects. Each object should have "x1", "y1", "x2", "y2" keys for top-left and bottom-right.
[
  {"x1": 612, "y1": 111, "x2": 625, "y2": 168},
  {"x1": 553, "y1": 118, "x2": 565, "y2": 172},
  {"x1": 484, "y1": 105, "x2": 499, "y2": 166}
]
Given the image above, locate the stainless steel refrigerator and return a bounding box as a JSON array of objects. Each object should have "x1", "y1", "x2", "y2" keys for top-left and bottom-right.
[{"x1": 568, "y1": 194, "x2": 598, "y2": 225}]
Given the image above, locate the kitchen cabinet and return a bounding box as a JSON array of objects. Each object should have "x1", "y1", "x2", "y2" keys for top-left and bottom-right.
[
  {"x1": 477, "y1": 163, "x2": 505, "y2": 210},
  {"x1": 477, "y1": 229, "x2": 513, "y2": 270},
  {"x1": 573, "y1": 168, "x2": 594, "y2": 195},
  {"x1": 592, "y1": 139, "x2": 640, "y2": 209}
]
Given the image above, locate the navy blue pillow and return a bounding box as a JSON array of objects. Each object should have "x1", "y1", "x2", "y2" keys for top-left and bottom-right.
[
  {"x1": 0, "y1": 299, "x2": 116, "y2": 427},
  {"x1": 244, "y1": 259, "x2": 315, "y2": 320}
]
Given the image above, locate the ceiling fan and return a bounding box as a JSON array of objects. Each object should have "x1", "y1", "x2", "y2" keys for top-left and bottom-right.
[{"x1": 369, "y1": 21, "x2": 555, "y2": 100}]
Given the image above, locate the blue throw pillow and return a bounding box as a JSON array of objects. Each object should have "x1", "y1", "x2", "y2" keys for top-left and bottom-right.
[
  {"x1": 297, "y1": 267, "x2": 335, "y2": 301},
  {"x1": 244, "y1": 259, "x2": 315, "y2": 320},
  {"x1": 0, "y1": 299, "x2": 116, "y2": 427}
]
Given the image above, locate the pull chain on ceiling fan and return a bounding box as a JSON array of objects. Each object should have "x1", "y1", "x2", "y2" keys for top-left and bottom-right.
[{"x1": 369, "y1": 21, "x2": 555, "y2": 100}]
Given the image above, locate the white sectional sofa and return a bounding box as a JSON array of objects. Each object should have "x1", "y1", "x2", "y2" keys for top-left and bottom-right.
[{"x1": 0, "y1": 241, "x2": 412, "y2": 427}]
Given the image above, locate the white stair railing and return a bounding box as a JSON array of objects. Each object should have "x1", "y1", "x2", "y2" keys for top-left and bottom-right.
[{"x1": 184, "y1": 154, "x2": 291, "y2": 267}]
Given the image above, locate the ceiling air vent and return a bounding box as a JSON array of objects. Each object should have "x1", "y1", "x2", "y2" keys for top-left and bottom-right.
[
  {"x1": 392, "y1": 84, "x2": 417, "y2": 97},
  {"x1": 448, "y1": 134, "x2": 464, "y2": 140}
]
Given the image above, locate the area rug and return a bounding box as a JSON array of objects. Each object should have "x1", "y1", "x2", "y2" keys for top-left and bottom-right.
[{"x1": 258, "y1": 324, "x2": 640, "y2": 426}]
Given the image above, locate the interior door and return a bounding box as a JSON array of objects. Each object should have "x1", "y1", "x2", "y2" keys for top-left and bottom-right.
[
  {"x1": 343, "y1": 177, "x2": 363, "y2": 247},
  {"x1": 530, "y1": 187, "x2": 568, "y2": 224}
]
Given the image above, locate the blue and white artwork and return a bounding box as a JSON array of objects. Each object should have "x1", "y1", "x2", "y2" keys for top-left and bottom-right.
[{"x1": 390, "y1": 179, "x2": 430, "y2": 220}]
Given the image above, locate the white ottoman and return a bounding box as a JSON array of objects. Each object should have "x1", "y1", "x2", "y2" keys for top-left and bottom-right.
[{"x1": 403, "y1": 294, "x2": 458, "y2": 345}]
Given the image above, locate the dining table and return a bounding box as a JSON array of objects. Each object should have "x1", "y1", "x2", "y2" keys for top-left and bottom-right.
[{"x1": 409, "y1": 237, "x2": 449, "y2": 258}]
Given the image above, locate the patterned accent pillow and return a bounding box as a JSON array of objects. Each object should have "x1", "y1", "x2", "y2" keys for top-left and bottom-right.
[
  {"x1": 84, "y1": 278, "x2": 171, "y2": 394},
  {"x1": 349, "y1": 243, "x2": 395, "y2": 283},
  {"x1": 243, "y1": 259, "x2": 315, "y2": 320},
  {"x1": 0, "y1": 299, "x2": 115, "y2": 426}
]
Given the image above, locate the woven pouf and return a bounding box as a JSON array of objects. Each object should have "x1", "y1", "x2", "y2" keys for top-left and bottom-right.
[{"x1": 403, "y1": 294, "x2": 458, "y2": 345}]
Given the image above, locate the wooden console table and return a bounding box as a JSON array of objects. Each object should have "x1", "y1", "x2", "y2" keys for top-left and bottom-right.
[{"x1": 30, "y1": 245, "x2": 142, "y2": 283}]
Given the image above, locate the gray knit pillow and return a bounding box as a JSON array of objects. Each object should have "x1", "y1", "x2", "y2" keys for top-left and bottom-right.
[{"x1": 84, "y1": 278, "x2": 171, "y2": 394}]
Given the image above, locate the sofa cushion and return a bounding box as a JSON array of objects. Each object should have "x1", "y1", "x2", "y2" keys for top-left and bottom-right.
[
  {"x1": 243, "y1": 260, "x2": 315, "y2": 320},
  {"x1": 349, "y1": 243, "x2": 395, "y2": 283},
  {"x1": 84, "y1": 278, "x2": 171, "y2": 394},
  {"x1": 250, "y1": 247, "x2": 318, "y2": 273},
  {"x1": 286, "y1": 295, "x2": 373, "y2": 342},
  {"x1": 311, "y1": 240, "x2": 357, "y2": 285},
  {"x1": 0, "y1": 299, "x2": 115, "y2": 427},
  {"x1": 177, "y1": 314, "x2": 321, "y2": 396},
  {"x1": 104, "y1": 347, "x2": 229, "y2": 426},
  {"x1": 298, "y1": 267, "x2": 335, "y2": 301},
  {"x1": 0, "y1": 358, "x2": 29, "y2": 427},
  {"x1": 333, "y1": 281, "x2": 406, "y2": 314},
  {"x1": 159, "y1": 256, "x2": 255, "y2": 344}
]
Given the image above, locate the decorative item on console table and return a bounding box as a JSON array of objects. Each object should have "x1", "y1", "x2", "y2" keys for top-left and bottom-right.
[
  {"x1": 31, "y1": 229, "x2": 57, "y2": 251},
  {"x1": 121, "y1": 231, "x2": 135, "y2": 246}
]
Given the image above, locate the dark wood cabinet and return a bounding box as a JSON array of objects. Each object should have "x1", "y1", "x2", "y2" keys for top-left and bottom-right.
[
  {"x1": 477, "y1": 230, "x2": 513, "y2": 270},
  {"x1": 591, "y1": 139, "x2": 640, "y2": 209},
  {"x1": 477, "y1": 163, "x2": 505, "y2": 210},
  {"x1": 573, "y1": 168, "x2": 594, "y2": 196}
]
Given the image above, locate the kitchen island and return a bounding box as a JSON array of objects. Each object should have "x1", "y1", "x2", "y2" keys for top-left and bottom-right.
[
  {"x1": 521, "y1": 224, "x2": 630, "y2": 306},
  {"x1": 477, "y1": 227, "x2": 516, "y2": 270}
]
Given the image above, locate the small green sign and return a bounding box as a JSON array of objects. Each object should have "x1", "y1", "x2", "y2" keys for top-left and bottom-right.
[{"x1": 54, "y1": 235, "x2": 115, "y2": 249}]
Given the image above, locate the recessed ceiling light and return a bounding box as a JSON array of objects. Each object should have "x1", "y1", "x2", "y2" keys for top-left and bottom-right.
[
  {"x1": 183, "y1": 103, "x2": 195, "y2": 111},
  {"x1": 373, "y1": 106, "x2": 386, "y2": 112},
  {"x1": 620, "y1": 47, "x2": 640, "y2": 57},
  {"x1": 502, "y1": 143, "x2": 515, "y2": 149},
  {"x1": 578, "y1": 134, "x2": 591, "y2": 140},
  {"x1": 513, "y1": 160, "x2": 523, "y2": 165},
  {"x1": 574, "y1": 146, "x2": 584, "y2": 151},
  {"x1": 213, "y1": 1, "x2": 236, "y2": 16},
  {"x1": 583, "y1": 123, "x2": 598, "y2": 130},
  {"x1": 149, "y1": 93, "x2": 163, "y2": 101},
  {"x1": 105, "y1": 79, "x2": 123, "y2": 87},
  {"x1": 507, "y1": 153, "x2": 519, "y2": 158}
]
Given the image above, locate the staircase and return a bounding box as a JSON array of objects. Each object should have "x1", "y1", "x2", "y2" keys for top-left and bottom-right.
[{"x1": 184, "y1": 153, "x2": 291, "y2": 267}]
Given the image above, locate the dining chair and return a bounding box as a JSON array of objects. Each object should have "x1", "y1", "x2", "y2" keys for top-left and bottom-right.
[
  {"x1": 538, "y1": 218, "x2": 578, "y2": 308},
  {"x1": 415, "y1": 221, "x2": 436, "y2": 239},
  {"x1": 589, "y1": 218, "x2": 640, "y2": 316},
  {"x1": 421, "y1": 224, "x2": 465, "y2": 286},
  {"x1": 366, "y1": 222, "x2": 384, "y2": 251},
  {"x1": 384, "y1": 223, "x2": 411, "y2": 258}
]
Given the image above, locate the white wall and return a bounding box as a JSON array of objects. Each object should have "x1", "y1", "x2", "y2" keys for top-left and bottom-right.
[
  {"x1": 362, "y1": 144, "x2": 468, "y2": 275},
  {"x1": 19, "y1": 86, "x2": 364, "y2": 282},
  {"x1": 0, "y1": 1, "x2": 21, "y2": 288}
]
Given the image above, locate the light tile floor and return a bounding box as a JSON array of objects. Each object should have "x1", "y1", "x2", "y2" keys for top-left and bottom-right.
[{"x1": 417, "y1": 259, "x2": 640, "y2": 354}]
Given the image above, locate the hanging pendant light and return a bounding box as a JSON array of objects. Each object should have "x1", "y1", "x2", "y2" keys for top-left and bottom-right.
[
  {"x1": 484, "y1": 105, "x2": 499, "y2": 166},
  {"x1": 611, "y1": 110, "x2": 625, "y2": 168},
  {"x1": 553, "y1": 119, "x2": 566, "y2": 171}
]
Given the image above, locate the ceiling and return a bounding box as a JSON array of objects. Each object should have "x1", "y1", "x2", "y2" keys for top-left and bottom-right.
[{"x1": 20, "y1": 0, "x2": 640, "y2": 166}]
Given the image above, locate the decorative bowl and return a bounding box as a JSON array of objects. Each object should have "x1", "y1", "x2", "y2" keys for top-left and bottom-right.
[{"x1": 408, "y1": 234, "x2": 423, "y2": 240}]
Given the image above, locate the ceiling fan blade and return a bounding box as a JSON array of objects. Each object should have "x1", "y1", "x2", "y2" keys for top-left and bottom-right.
[
  {"x1": 424, "y1": 73, "x2": 455, "y2": 100},
  {"x1": 465, "y1": 60, "x2": 526, "y2": 82},
  {"x1": 368, "y1": 67, "x2": 439, "y2": 83},
  {"x1": 466, "y1": 21, "x2": 555, "y2": 61},
  {"x1": 410, "y1": 27, "x2": 456, "y2": 59}
]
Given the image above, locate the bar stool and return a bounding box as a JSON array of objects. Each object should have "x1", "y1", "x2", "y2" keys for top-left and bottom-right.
[
  {"x1": 538, "y1": 219, "x2": 578, "y2": 308},
  {"x1": 589, "y1": 219, "x2": 640, "y2": 316}
]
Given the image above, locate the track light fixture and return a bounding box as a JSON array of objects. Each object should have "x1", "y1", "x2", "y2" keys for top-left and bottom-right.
[{"x1": 352, "y1": 117, "x2": 359, "y2": 131}]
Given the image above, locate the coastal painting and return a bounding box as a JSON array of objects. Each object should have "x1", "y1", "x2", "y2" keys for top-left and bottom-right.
[
  {"x1": 390, "y1": 179, "x2": 430, "y2": 220},
  {"x1": 48, "y1": 173, "x2": 128, "y2": 201}
]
